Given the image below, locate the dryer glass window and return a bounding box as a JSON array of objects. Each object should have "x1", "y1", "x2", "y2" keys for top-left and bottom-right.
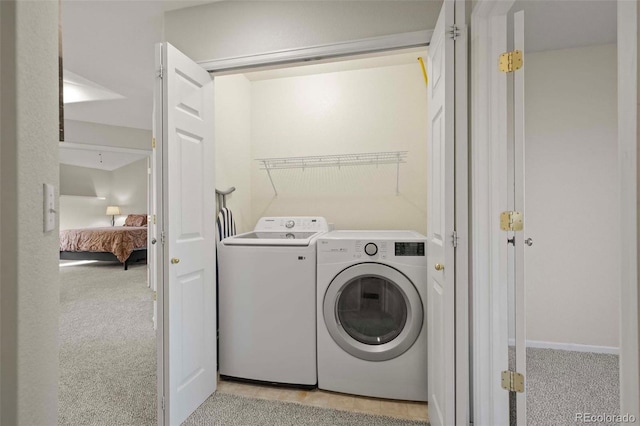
[{"x1": 336, "y1": 276, "x2": 407, "y2": 345}]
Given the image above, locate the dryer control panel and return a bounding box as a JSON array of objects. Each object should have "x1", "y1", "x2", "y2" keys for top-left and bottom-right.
[
  {"x1": 394, "y1": 242, "x2": 425, "y2": 256},
  {"x1": 318, "y1": 231, "x2": 427, "y2": 265}
]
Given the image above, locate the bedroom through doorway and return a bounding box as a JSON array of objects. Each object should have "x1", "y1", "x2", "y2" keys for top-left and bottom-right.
[{"x1": 57, "y1": 142, "x2": 155, "y2": 425}]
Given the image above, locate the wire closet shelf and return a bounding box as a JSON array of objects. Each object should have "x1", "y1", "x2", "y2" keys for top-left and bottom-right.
[{"x1": 256, "y1": 151, "x2": 408, "y2": 196}]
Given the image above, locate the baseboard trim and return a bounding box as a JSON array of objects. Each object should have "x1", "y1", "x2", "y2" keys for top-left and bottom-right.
[{"x1": 508, "y1": 339, "x2": 619, "y2": 355}]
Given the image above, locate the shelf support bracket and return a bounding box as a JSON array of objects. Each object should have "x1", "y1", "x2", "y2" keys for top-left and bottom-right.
[{"x1": 263, "y1": 161, "x2": 278, "y2": 196}]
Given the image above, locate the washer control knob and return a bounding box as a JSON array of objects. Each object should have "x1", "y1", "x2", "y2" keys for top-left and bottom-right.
[
  {"x1": 285, "y1": 220, "x2": 295, "y2": 229},
  {"x1": 364, "y1": 243, "x2": 378, "y2": 256}
]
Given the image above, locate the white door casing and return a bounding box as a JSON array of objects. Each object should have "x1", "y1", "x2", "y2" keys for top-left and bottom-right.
[
  {"x1": 151, "y1": 69, "x2": 160, "y2": 297},
  {"x1": 157, "y1": 42, "x2": 217, "y2": 426},
  {"x1": 154, "y1": 42, "x2": 165, "y2": 425},
  {"x1": 426, "y1": 2, "x2": 456, "y2": 425},
  {"x1": 617, "y1": 0, "x2": 640, "y2": 418},
  {"x1": 453, "y1": 1, "x2": 470, "y2": 423},
  {"x1": 512, "y1": 9, "x2": 526, "y2": 425}
]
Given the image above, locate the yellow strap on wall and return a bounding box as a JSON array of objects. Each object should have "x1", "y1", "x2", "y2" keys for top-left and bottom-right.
[{"x1": 417, "y1": 57, "x2": 428, "y2": 86}]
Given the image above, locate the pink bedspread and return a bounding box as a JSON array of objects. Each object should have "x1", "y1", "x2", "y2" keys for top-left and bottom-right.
[{"x1": 60, "y1": 227, "x2": 147, "y2": 263}]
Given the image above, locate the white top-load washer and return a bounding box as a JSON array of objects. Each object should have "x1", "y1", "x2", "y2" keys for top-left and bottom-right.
[
  {"x1": 218, "y1": 217, "x2": 328, "y2": 387},
  {"x1": 317, "y1": 230, "x2": 428, "y2": 401}
]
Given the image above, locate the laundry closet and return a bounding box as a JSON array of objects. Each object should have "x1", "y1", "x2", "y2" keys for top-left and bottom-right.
[
  {"x1": 213, "y1": 48, "x2": 429, "y2": 234},
  {"x1": 210, "y1": 46, "x2": 432, "y2": 417}
]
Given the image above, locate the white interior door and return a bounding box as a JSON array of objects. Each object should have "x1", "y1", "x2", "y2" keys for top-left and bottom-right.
[
  {"x1": 512, "y1": 10, "x2": 526, "y2": 426},
  {"x1": 426, "y1": 2, "x2": 455, "y2": 425},
  {"x1": 157, "y1": 42, "x2": 216, "y2": 426}
]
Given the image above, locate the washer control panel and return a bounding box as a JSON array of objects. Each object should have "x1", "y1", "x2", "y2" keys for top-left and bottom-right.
[{"x1": 254, "y1": 217, "x2": 329, "y2": 232}]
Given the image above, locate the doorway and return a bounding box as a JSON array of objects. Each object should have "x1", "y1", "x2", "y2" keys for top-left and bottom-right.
[
  {"x1": 505, "y1": 2, "x2": 620, "y2": 423},
  {"x1": 474, "y1": 2, "x2": 635, "y2": 424},
  {"x1": 201, "y1": 46, "x2": 430, "y2": 423},
  {"x1": 57, "y1": 142, "x2": 154, "y2": 425},
  {"x1": 155, "y1": 2, "x2": 467, "y2": 416}
]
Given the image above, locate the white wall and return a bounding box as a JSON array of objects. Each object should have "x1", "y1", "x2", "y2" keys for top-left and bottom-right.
[
  {"x1": 0, "y1": 1, "x2": 59, "y2": 424},
  {"x1": 59, "y1": 164, "x2": 112, "y2": 229},
  {"x1": 64, "y1": 119, "x2": 151, "y2": 151},
  {"x1": 59, "y1": 121, "x2": 151, "y2": 229},
  {"x1": 111, "y1": 158, "x2": 149, "y2": 224},
  {"x1": 165, "y1": 1, "x2": 441, "y2": 63},
  {"x1": 215, "y1": 74, "x2": 252, "y2": 233},
  {"x1": 249, "y1": 62, "x2": 428, "y2": 233},
  {"x1": 525, "y1": 44, "x2": 619, "y2": 348},
  {"x1": 60, "y1": 163, "x2": 111, "y2": 198},
  {"x1": 59, "y1": 160, "x2": 149, "y2": 230}
]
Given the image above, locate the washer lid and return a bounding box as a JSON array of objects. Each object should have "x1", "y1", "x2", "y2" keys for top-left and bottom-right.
[
  {"x1": 222, "y1": 230, "x2": 323, "y2": 246},
  {"x1": 254, "y1": 216, "x2": 329, "y2": 232}
]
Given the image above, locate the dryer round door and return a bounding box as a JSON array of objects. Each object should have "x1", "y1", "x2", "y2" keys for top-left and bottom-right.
[{"x1": 323, "y1": 263, "x2": 423, "y2": 361}]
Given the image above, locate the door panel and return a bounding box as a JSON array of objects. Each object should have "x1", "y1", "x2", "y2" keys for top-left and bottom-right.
[
  {"x1": 160, "y1": 42, "x2": 216, "y2": 426},
  {"x1": 426, "y1": 2, "x2": 456, "y2": 426}
]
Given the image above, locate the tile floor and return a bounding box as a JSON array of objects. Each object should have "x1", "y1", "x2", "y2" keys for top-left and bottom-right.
[{"x1": 217, "y1": 378, "x2": 429, "y2": 422}]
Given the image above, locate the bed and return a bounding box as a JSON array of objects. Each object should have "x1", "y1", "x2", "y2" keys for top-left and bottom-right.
[{"x1": 59, "y1": 214, "x2": 148, "y2": 270}]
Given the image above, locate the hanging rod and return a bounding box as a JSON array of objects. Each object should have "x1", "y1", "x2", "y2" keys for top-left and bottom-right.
[{"x1": 255, "y1": 151, "x2": 408, "y2": 196}]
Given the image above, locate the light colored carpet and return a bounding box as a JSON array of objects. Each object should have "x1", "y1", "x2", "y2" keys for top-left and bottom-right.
[
  {"x1": 526, "y1": 348, "x2": 619, "y2": 426},
  {"x1": 59, "y1": 262, "x2": 618, "y2": 426},
  {"x1": 58, "y1": 261, "x2": 156, "y2": 426},
  {"x1": 58, "y1": 262, "x2": 426, "y2": 426},
  {"x1": 184, "y1": 393, "x2": 427, "y2": 426}
]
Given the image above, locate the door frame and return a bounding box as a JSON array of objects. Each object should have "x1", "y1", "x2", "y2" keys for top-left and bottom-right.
[
  {"x1": 153, "y1": 42, "x2": 166, "y2": 426},
  {"x1": 617, "y1": 0, "x2": 639, "y2": 418},
  {"x1": 470, "y1": 0, "x2": 640, "y2": 423},
  {"x1": 155, "y1": 4, "x2": 470, "y2": 424}
]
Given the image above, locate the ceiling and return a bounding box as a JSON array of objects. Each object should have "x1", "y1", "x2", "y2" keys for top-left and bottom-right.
[
  {"x1": 516, "y1": 0, "x2": 617, "y2": 53},
  {"x1": 61, "y1": 0, "x2": 214, "y2": 131},
  {"x1": 61, "y1": 0, "x2": 617, "y2": 133},
  {"x1": 59, "y1": 144, "x2": 149, "y2": 171}
]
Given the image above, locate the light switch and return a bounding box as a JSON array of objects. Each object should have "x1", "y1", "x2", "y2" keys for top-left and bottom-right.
[{"x1": 43, "y1": 183, "x2": 56, "y2": 232}]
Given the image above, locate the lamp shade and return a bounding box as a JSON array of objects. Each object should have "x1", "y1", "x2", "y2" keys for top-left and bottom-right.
[{"x1": 106, "y1": 206, "x2": 121, "y2": 216}]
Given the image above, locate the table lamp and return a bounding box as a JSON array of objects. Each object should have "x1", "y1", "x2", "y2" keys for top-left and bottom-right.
[{"x1": 106, "y1": 206, "x2": 121, "y2": 226}]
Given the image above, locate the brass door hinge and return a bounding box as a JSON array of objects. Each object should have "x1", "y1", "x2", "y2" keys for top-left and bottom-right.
[
  {"x1": 499, "y1": 50, "x2": 523, "y2": 73},
  {"x1": 501, "y1": 370, "x2": 525, "y2": 393},
  {"x1": 500, "y1": 211, "x2": 523, "y2": 231},
  {"x1": 152, "y1": 137, "x2": 156, "y2": 149}
]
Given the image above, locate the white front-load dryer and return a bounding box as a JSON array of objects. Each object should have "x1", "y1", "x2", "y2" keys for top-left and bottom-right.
[{"x1": 317, "y1": 230, "x2": 428, "y2": 401}]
